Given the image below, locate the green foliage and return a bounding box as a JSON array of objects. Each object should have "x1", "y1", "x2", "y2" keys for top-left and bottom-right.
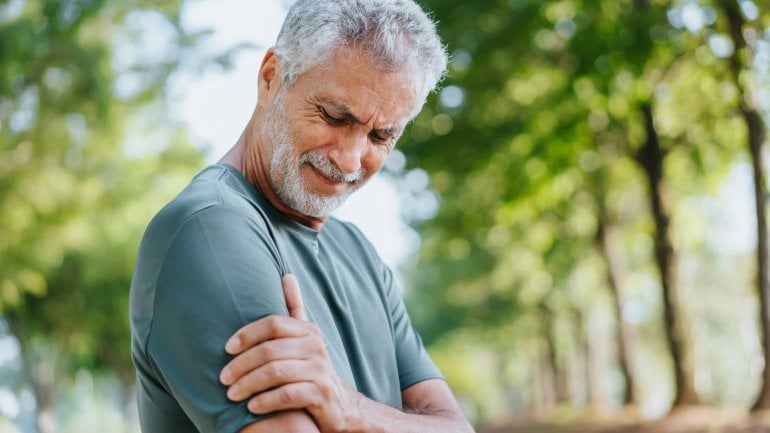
[
  {"x1": 402, "y1": 0, "x2": 770, "y2": 420},
  {"x1": 0, "y1": 0, "x2": 205, "y2": 383}
]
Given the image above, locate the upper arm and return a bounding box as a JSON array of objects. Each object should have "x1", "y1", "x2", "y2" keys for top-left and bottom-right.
[
  {"x1": 402, "y1": 379, "x2": 467, "y2": 422},
  {"x1": 238, "y1": 410, "x2": 320, "y2": 433},
  {"x1": 146, "y1": 207, "x2": 288, "y2": 432}
]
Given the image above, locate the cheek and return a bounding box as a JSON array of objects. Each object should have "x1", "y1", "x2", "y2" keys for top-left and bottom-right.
[{"x1": 292, "y1": 123, "x2": 336, "y2": 151}]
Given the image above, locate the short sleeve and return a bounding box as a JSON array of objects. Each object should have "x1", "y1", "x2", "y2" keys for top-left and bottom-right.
[
  {"x1": 146, "y1": 206, "x2": 287, "y2": 433},
  {"x1": 383, "y1": 266, "x2": 444, "y2": 390}
]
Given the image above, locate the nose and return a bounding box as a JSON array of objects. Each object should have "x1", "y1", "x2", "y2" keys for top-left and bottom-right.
[{"x1": 328, "y1": 132, "x2": 367, "y2": 175}]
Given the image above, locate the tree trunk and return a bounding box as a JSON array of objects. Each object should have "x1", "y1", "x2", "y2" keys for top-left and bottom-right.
[
  {"x1": 583, "y1": 311, "x2": 607, "y2": 413},
  {"x1": 596, "y1": 211, "x2": 637, "y2": 406},
  {"x1": 572, "y1": 310, "x2": 591, "y2": 406},
  {"x1": 530, "y1": 336, "x2": 556, "y2": 414},
  {"x1": 718, "y1": 0, "x2": 770, "y2": 411},
  {"x1": 566, "y1": 309, "x2": 589, "y2": 408},
  {"x1": 635, "y1": 103, "x2": 698, "y2": 407},
  {"x1": 541, "y1": 326, "x2": 558, "y2": 411},
  {"x1": 543, "y1": 312, "x2": 571, "y2": 405}
]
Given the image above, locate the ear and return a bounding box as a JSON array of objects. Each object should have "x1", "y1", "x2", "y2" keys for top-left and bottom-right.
[{"x1": 257, "y1": 48, "x2": 282, "y2": 108}]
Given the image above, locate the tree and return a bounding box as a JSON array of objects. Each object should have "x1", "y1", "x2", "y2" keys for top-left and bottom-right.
[
  {"x1": 715, "y1": 0, "x2": 770, "y2": 410},
  {"x1": 636, "y1": 101, "x2": 698, "y2": 405},
  {"x1": 596, "y1": 179, "x2": 637, "y2": 406},
  {"x1": 402, "y1": 0, "x2": 765, "y2": 419},
  {"x1": 0, "y1": 0, "x2": 207, "y2": 430}
]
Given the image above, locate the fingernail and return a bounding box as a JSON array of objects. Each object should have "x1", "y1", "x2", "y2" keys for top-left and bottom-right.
[
  {"x1": 225, "y1": 337, "x2": 240, "y2": 353},
  {"x1": 220, "y1": 368, "x2": 232, "y2": 384},
  {"x1": 227, "y1": 384, "x2": 240, "y2": 400}
]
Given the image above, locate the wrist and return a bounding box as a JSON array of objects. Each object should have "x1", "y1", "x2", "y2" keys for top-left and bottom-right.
[{"x1": 345, "y1": 389, "x2": 372, "y2": 433}]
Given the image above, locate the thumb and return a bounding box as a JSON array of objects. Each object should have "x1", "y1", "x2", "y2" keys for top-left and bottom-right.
[{"x1": 282, "y1": 274, "x2": 308, "y2": 321}]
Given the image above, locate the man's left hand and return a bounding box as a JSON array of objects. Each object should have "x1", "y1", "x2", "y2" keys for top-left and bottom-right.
[{"x1": 220, "y1": 274, "x2": 366, "y2": 433}]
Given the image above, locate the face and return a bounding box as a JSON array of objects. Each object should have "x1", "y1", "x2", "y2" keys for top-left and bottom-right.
[{"x1": 257, "y1": 48, "x2": 418, "y2": 219}]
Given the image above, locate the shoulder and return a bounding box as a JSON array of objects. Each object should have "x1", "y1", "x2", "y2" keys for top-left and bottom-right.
[
  {"x1": 153, "y1": 165, "x2": 256, "y2": 228},
  {"x1": 141, "y1": 165, "x2": 274, "y2": 251},
  {"x1": 131, "y1": 165, "x2": 286, "y2": 323}
]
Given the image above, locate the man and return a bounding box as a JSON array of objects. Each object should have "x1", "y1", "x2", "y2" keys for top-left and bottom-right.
[{"x1": 129, "y1": 0, "x2": 473, "y2": 432}]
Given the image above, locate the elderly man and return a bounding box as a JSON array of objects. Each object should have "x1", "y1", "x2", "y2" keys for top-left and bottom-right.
[{"x1": 129, "y1": 0, "x2": 473, "y2": 432}]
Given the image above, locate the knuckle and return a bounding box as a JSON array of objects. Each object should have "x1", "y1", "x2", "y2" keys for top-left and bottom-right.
[
  {"x1": 268, "y1": 362, "x2": 285, "y2": 379},
  {"x1": 307, "y1": 398, "x2": 321, "y2": 410},
  {"x1": 310, "y1": 338, "x2": 326, "y2": 354},
  {"x1": 279, "y1": 387, "x2": 295, "y2": 405},
  {"x1": 310, "y1": 357, "x2": 328, "y2": 376},
  {"x1": 266, "y1": 316, "x2": 282, "y2": 333},
  {"x1": 244, "y1": 345, "x2": 262, "y2": 361},
  {"x1": 307, "y1": 323, "x2": 322, "y2": 336},
  {"x1": 303, "y1": 386, "x2": 321, "y2": 408},
  {"x1": 260, "y1": 341, "x2": 277, "y2": 359},
  {"x1": 314, "y1": 381, "x2": 332, "y2": 401}
]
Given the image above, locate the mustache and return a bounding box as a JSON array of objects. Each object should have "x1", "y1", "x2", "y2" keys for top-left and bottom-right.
[{"x1": 300, "y1": 152, "x2": 367, "y2": 184}]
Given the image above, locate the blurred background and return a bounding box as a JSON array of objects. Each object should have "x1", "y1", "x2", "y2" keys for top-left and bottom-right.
[{"x1": 1, "y1": 0, "x2": 770, "y2": 432}]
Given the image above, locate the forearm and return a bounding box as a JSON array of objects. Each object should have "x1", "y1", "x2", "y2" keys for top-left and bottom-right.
[
  {"x1": 239, "y1": 410, "x2": 320, "y2": 433},
  {"x1": 222, "y1": 284, "x2": 473, "y2": 433},
  {"x1": 352, "y1": 395, "x2": 474, "y2": 433}
]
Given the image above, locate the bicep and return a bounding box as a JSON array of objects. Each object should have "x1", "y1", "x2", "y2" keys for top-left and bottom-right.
[
  {"x1": 148, "y1": 209, "x2": 288, "y2": 431},
  {"x1": 239, "y1": 410, "x2": 319, "y2": 433},
  {"x1": 402, "y1": 379, "x2": 466, "y2": 420}
]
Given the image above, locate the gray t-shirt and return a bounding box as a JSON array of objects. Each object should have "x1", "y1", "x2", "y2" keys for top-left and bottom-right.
[{"x1": 129, "y1": 164, "x2": 441, "y2": 433}]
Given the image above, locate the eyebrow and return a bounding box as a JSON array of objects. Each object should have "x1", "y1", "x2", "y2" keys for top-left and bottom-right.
[{"x1": 320, "y1": 99, "x2": 402, "y2": 138}]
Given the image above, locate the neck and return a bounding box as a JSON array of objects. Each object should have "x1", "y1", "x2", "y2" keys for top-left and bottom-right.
[{"x1": 219, "y1": 119, "x2": 327, "y2": 230}]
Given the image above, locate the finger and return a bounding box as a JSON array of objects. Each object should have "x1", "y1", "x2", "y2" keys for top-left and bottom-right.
[
  {"x1": 246, "y1": 382, "x2": 321, "y2": 415},
  {"x1": 220, "y1": 336, "x2": 326, "y2": 386},
  {"x1": 282, "y1": 274, "x2": 308, "y2": 321},
  {"x1": 226, "y1": 359, "x2": 324, "y2": 401},
  {"x1": 225, "y1": 315, "x2": 315, "y2": 355}
]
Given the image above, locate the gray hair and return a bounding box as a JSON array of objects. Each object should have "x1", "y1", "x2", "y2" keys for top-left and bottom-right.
[{"x1": 274, "y1": 0, "x2": 447, "y2": 111}]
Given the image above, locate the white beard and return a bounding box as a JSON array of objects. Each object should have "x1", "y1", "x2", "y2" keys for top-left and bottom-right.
[{"x1": 261, "y1": 98, "x2": 367, "y2": 218}]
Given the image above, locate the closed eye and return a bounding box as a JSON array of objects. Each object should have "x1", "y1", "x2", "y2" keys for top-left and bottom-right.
[
  {"x1": 369, "y1": 130, "x2": 391, "y2": 145},
  {"x1": 318, "y1": 106, "x2": 351, "y2": 126},
  {"x1": 315, "y1": 102, "x2": 397, "y2": 146}
]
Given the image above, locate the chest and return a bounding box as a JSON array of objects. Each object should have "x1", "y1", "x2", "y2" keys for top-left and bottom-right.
[{"x1": 281, "y1": 237, "x2": 403, "y2": 408}]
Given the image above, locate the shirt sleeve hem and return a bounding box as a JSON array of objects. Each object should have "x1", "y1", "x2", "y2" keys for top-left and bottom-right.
[{"x1": 399, "y1": 373, "x2": 446, "y2": 392}]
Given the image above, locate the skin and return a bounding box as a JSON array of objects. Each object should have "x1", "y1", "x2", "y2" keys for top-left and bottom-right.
[
  {"x1": 220, "y1": 47, "x2": 411, "y2": 229},
  {"x1": 218, "y1": 47, "x2": 474, "y2": 433}
]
